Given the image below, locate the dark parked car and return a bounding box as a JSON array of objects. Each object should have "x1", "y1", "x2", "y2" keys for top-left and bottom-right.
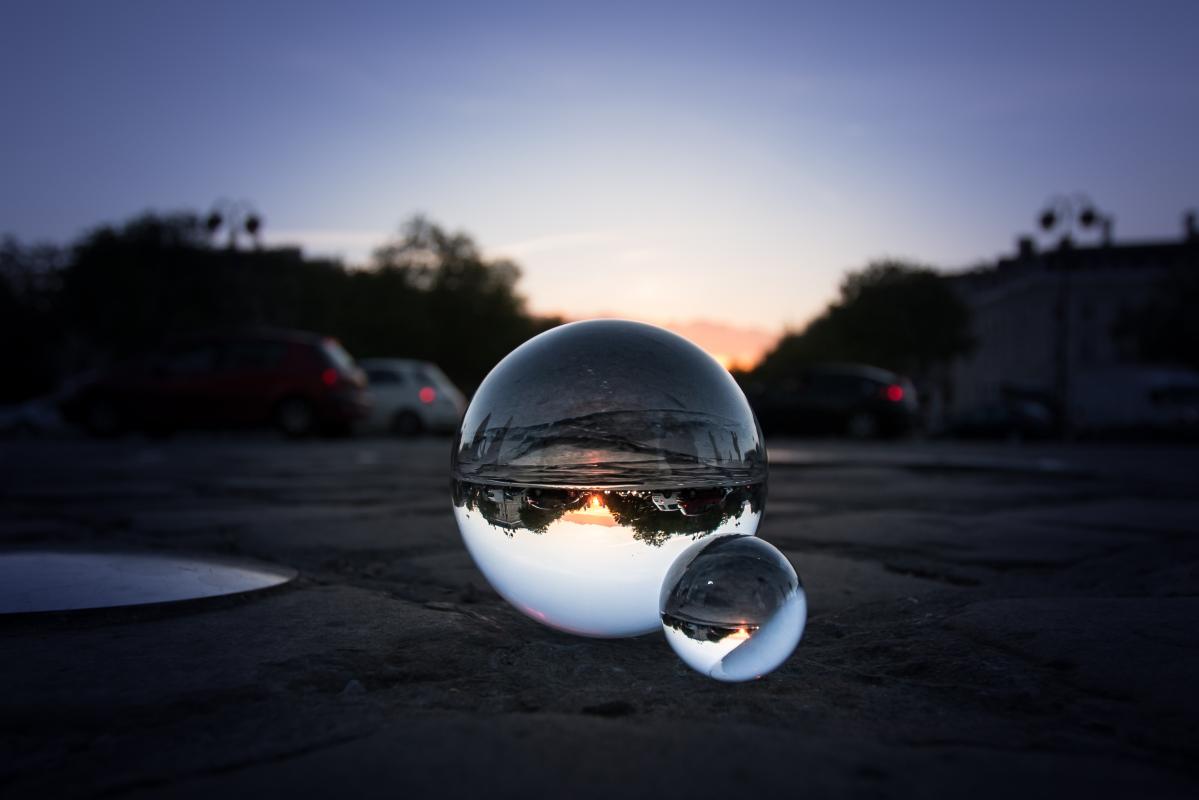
[
  {"x1": 61, "y1": 329, "x2": 370, "y2": 437},
  {"x1": 747, "y1": 363, "x2": 918, "y2": 438},
  {"x1": 946, "y1": 399, "x2": 1055, "y2": 440}
]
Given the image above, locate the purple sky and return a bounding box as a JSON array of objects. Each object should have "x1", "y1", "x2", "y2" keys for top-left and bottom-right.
[{"x1": 3, "y1": 0, "x2": 1197, "y2": 353}]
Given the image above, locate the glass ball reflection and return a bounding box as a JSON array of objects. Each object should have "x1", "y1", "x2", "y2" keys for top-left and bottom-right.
[
  {"x1": 660, "y1": 534, "x2": 805, "y2": 682},
  {"x1": 451, "y1": 320, "x2": 767, "y2": 638}
]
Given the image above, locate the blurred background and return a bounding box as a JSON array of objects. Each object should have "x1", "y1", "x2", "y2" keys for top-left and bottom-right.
[{"x1": 3, "y1": 0, "x2": 1197, "y2": 441}]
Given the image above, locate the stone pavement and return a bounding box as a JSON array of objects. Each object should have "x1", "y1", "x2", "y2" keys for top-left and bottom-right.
[{"x1": 2, "y1": 437, "x2": 1198, "y2": 798}]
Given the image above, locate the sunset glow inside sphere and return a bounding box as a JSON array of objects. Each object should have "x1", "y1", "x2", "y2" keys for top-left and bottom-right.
[
  {"x1": 450, "y1": 319, "x2": 767, "y2": 637},
  {"x1": 660, "y1": 534, "x2": 805, "y2": 682}
]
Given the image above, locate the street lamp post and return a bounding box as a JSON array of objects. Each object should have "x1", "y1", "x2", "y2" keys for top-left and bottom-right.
[
  {"x1": 203, "y1": 200, "x2": 266, "y2": 324},
  {"x1": 1036, "y1": 194, "x2": 1113, "y2": 438}
]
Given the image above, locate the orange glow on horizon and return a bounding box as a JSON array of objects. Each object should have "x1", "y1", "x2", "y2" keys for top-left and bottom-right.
[
  {"x1": 709, "y1": 352, "x2": 736, "y2": 371},
  {"x1": 728, "y1": 627, "x2": 752, "y2": 641},
  {"x1": 561, "y1": 493, "x2": 618, "y2": 527},
  {"x1": 542, "y1": 313, "x2": 779, "y2": 371}
]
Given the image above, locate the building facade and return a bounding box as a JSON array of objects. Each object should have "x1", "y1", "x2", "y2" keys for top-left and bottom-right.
[{"x1": 946, "y1": 217, "x2": 1198, "y2": 432}]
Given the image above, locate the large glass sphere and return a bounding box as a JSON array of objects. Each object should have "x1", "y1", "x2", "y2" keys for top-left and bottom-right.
[
  {"x1": 451, "y1": 319, "x2": 766, "y2": 637},
  {"x1": 660, "y1": 534, "x2": 805, "y2": 682}
]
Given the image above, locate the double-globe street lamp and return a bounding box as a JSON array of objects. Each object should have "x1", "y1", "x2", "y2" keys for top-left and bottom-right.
[
  {"x1": 205, "y1": 200, "x2": 263, "y2": 250},
  {"x1": 1036, "y1": 194, "x2": 1113, "y2": 437}
]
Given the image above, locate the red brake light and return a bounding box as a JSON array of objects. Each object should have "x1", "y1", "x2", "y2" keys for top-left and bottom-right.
[
  {"x1": 419, "y1": 386, "x2": 436, "y2": 404},
  {"x1": 885, "y1": 384, "x2": 904, "y2": 402},
  {"x1": 321, "y1": 368, "x2": 339, "y2": 387}
]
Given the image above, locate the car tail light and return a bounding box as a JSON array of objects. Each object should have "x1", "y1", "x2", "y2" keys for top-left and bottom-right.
[
  {"x1": 321, "y1": 368, "x2": 339, "y2": 387},
  {"x1": 419, "y1": 386, "x2": 436, "y2": 404},
  {"x1": 884, "y1": 384, "x2": 904, "y2": 402}
]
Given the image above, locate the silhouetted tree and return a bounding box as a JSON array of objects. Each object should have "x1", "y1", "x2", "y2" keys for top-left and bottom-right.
[
  {"x1": 0, "y1": 237, "x2": 65, "y2": 402},
  {"x1": 343, "y1": 216, "x2": 559, "y2": 391},
  {"x1": 755, "y1": 260, "x2": 973, "y2": 380},
  {"x1": 5, "y1": 210, "x2": 560, "y2": 402},
  {"x1": 60, "y1": 213, "x2": 252, "y2": 356},
  {"x1": 604, "y1": 490, "x2": 747, "y2": 546}
]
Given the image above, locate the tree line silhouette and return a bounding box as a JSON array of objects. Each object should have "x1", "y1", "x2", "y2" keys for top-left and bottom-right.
[
  {"x1": 749, "y1": 260, "x2": 975, "y2": 384},
  {"x1": 2, "y1": 210, "x2": 991, "y2": 409},
  {"x1": 0, "y1": 213, "x2": 560, "y2": 403},
  {"x1": 451, "y1": 481, "x2": 765, "y2": 544}
]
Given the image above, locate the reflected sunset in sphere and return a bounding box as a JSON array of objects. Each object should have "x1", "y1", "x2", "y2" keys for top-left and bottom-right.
[
  {"x1": 451, "y1": 319, "x2": 767, "y2": 637},
  {"x1": 660, "y1": 534, "x2": 805, "y2": 682}
]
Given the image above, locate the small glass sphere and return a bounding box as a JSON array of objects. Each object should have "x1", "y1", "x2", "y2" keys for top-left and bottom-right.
[
  {"x1": 659, "y1": 534, "x2": 805, "y2": 682},
  {"x1": 451, "y1": 319, "x2": 766, "y2": 638}
]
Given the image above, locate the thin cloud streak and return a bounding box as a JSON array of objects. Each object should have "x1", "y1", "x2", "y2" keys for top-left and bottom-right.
[{"x1": 489, "y1": 231, "x2": 618, "y2": 259}]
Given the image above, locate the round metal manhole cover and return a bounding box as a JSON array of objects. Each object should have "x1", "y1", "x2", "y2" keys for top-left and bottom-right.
[{"x1": 0, "y1": 551, "x2": 297, "y2": 614}]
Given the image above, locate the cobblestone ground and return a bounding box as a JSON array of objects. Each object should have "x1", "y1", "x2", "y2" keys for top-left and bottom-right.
[{"x1": 2, "y1": 437, "x2": 1198, "y2": 798}]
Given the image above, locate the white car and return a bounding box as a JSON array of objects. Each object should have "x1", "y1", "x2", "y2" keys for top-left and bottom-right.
[{"x1": 359, "y1": 359, "x2": 466, "y2": 436}]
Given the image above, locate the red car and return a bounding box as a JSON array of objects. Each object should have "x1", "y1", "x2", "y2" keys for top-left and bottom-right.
[{"x1": 61, "y1": 329, "x2": 371, "y2": 437}]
